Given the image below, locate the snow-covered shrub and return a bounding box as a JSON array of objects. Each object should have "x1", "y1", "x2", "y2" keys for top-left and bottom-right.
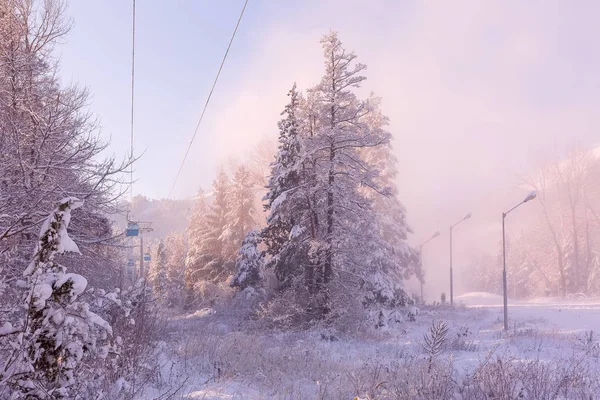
[
  {"x1": 193, "y1": 280, "x2": 234, "y2": 309},
  {"x1": 351, "y1": 356, "x2": 457, "y2": 400},
  {"x1": 575, "y1": 330, "x2": 600, "y2": 358},
  {"x1": 227, "y1": 286, "x2": 266, "y2": 321},
  {"x1": 105, "y1": 279, "x2": 166, "y2": 397},
  {"x1": 0, "y1": 198, "x2": 118, "y2": 398},
  {"x1": 230, "y1": 230, "x2": 262, "y2": 291},
  {"x1": 326, "y1": 284, "x2": 369, "y2": 335},
  {"x1": 407, "y1": 306, "x2": 419, "y2": 322},
  {"x1": 448, "y1": 325, "x2": 479, "y2": 352},
  {"x1": 461, "y1": 354, "x2": 600, "y2": 399},
  {"x1": 422, "y1": 320, "x2": 449, "y2": 361},
  {"x1": 365, "y1": 308, "x2": 405, "y2": 331},
  {"x1": 253, "y1": 286, "x2": 309, "y2": 329},
  {"x1": 0, "y1": 198, "x2": 167, "y2": 399},
  {"x1": 362, "y1": 274, "x2": 412, "y2": 310}
]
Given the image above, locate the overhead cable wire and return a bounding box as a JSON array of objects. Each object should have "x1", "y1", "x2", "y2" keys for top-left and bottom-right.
[
  {"x1": 129, "y1": 0, "x2": 136, "y2": 204},
  {"x1": 167, "y1": 0, "x2": 249, "y2": 198}
]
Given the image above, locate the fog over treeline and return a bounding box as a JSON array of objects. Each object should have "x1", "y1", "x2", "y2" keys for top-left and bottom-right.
[{"x1": 65, "y1": 1, "x2": 599, "y2": 300}]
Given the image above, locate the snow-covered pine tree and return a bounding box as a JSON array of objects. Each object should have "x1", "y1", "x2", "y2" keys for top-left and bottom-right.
[
  {"x1": 306, "y1": 32, "x2": 393, "y2": 315},
  {"x1": 360, "y1": 99, "x2": 420, "y2": 307},
  {"x1": 164, "y1": 231, "x2": 187, "y2": 308},
  {"x1": 185, "y1": 189, "x2": 210, "y2": 298},
  {"x1": 298, "y1": 89, "x2": 327, "y2": 297},
  {"x1": 149, "y1": 240, "x2": 167, "y2": 301},
  {"x1": 231, "y1": 230, "x2": 263, "y2": 291},
  {"x1": 186, "y1": 169, "x2": 232, "y2": 285},
  {"x1": 184, "y1": 170, "x2": 234, "y2": 290},
  {"x1": 262, "y1": 83, "x2": 314, "y2": 291},
  {"x1": 2, "y1": 198, "x2": 115, "y2": 398},
  {"x1": 225, "y1": 164, "x2": 258, "y2": 257}
]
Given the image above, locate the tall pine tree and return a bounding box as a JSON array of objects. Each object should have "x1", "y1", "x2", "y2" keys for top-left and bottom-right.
[
  {"x1": 225, "y1": 164, "x2": 258, "y2": 257},
  {"x1": 185, "y1": 170, "x2": 233, "y2": 285},
  {"x1": 261, "y1": 33, "x2": 420, "y2": 320},
  {"x1": 185, "y1": 189, "x2": 209, "y2": 291},
  {"x1": 307, "y1": 32, "x2": 393, "y2": 314}
]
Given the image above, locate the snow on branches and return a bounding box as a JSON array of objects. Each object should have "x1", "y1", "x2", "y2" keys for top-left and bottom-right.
[
  {"x1": 231, "y1": 230, "x2": 263, "y2": 291},
  {"x1": 1, "y1": 198, "x2": 117, "y2": 398}
]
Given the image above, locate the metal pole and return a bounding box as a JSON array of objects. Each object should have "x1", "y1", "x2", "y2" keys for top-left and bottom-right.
[
  {"x1": 139, "y1": 232, "x2": 144, "y2": 279},
  {"x1": 450, "y1": 226, "x2": 453, "y2": 306},
  {"x1": 502, "y1": 213, "x2": 508, "y2": 330},
  {"x1": 420, "y1": 244, "x2": 424, "y2": 304},
  {"x1": 513, "y1": 266, "x2": 516, "y2": 299}
]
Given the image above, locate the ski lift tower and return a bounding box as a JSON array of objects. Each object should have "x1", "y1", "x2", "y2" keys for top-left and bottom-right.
[{"x1": 125, "y1": 218, "x2": 154, "y2": 279}]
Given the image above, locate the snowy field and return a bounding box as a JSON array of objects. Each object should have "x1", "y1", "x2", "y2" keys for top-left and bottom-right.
[
  {"x1": 142, "y1": 293, "x2": 600, "y2": 399},
  {"x1": 456, "y1": 292, "x2": 600, "y2": 333}
]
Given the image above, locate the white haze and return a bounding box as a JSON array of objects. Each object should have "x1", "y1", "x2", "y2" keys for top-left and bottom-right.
[
  {"x1": 55, "y1": 0, "x2": 600, "y2": 301},
  {"x1": 173, "y1": 1, "x2": 600, "y2": 300}
]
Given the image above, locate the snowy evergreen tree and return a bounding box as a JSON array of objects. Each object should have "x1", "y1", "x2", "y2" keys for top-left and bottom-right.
[
  {"x1": 149, "y1": 240, "x2": 167, "y2": 301},
  {"x1": 184, "y1": 189, "x2": 210, "y2": 292},
  {"x1": 231, "y1": 230, "x2": 263, "y2": 291},
  {"x1": 262, "y1": 83, "x2": 313, "y2": 289},
  {"x1": 306, "y1": 32, "x2": 395, "y2": 315},
  {"x1": 260, "y1": 33, "x2": 420, "y2": 319},
  {"x1": 225, "y1": 164, "x2": 258, "y2": 256},
  {"x1": 184, "y1": 170, "x2": 233, "y2": 286},
  {"x1": 360, "y1": 102, "x2": 420, "y2": 306},
  {"x1": 164, "y1": 232, "x2": 187, "y2": 308}
]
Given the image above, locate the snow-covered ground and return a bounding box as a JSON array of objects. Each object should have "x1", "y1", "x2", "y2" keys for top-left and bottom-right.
[
  {"x1": 456, "y1": 292, "x2": 600, "y2": 332},
  {"x1": 144, "y1": 293, "x2": 600, "y2": 399}
]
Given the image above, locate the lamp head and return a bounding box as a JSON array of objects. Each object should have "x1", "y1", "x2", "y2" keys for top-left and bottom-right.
[{"x1": 524, "y1": 190, "x2": 537, "y2": 203}]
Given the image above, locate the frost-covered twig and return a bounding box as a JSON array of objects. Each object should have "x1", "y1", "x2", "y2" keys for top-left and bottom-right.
[{"x1": 422, "y1": 320, "x2": 449, "y2": 360}]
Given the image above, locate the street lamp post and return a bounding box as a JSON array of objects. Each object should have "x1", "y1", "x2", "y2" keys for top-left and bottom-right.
[
  {"x1": 419, "y1": 231, "x2": 440, "y2": 304},
  {"x1": 502, "y1": 190, "x2": 537, "y2": 330},
  {"x1": 450, "y1": 212, "x2": 472, "y2": 305}
]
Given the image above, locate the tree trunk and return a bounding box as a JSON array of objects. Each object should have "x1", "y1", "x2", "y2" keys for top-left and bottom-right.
[
  {"x1": 571, "y1": 209, "x2": 580, "y2": 291},
  {"x1": 324, "y1": 140, "x2": 334, "y2": 285},
  {"x1": 319, "y1": 55, "x2": 337, "y2": 318},
  {"x1": 558, "y1": 257, "x2": 567, "y2": 298}
]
